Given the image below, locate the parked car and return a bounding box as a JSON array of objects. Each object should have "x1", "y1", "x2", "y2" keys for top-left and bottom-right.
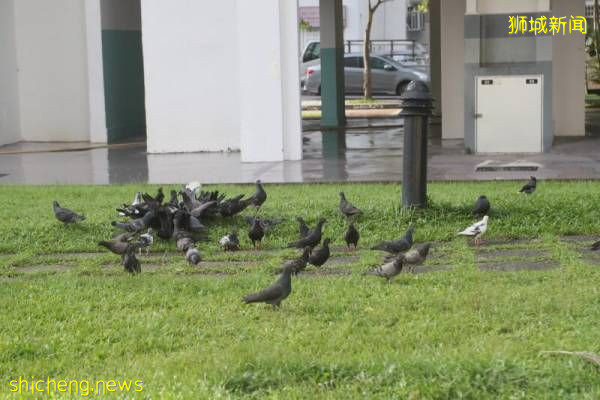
[{"x1": 302, "y1": 53, "x2": 429, "y2": 96}]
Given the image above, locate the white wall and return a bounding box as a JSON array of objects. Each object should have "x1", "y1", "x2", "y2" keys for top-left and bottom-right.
[
  {"x1": 466, "y1": 0, "x2": 550, "y2": 14},
  {"x1": 142, "y1": 0, "x2": 240, "y2": 153},
  {"x1": 237, "y1": 0, "x2": 302, "y2": 162},
  {"x1": 552, "y1": 0, "x2": 585, "y2": 136},
  {"x1": 441, "y1": 0, "x2": 465, "y2": 139},
  {"x1": 14, "y1": 0, "x2": 90, "y2": 142},
  {"x1": 0, "y1": 0, "x2": 21, "y2": 146},
  {"x1": 85, "y1": 0, "x2": 107, "y2": 143}
]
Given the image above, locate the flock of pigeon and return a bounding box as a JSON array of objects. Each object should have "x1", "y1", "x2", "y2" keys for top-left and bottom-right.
[{"x1": 51, "y1": 176, "x2": 541, "y2": 308}]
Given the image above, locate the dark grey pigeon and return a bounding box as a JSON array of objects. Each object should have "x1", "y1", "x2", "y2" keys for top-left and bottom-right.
[
  {"x1": 98, "y1": 234, "x2": 131, "y2": 256},
  {"x1": 296, "y1": 217, "x2": 310, "y2": 239},
  {"x1": 243, "y1": 264, "x2": 294, "y2": 308},
  {"x1": 122, "y1": 244, "x2": 141, "y2": 274},
  {"x1": 111, "y1": 211, "x2": 155, "y2": 233},
  {"x1": 287, "y1": 218, "x2": 326, "y2": 249},
  {"x1": 249, "y1": 179, "x2": 267, "y2": 211},
  {"x1": 371, "y1": 226, "x2": 414, "y2": 254},
  {"x1": 186, "y1": 247, "x2": 201, "y2": 265},
  {"x1": 591, "y1": 240, "x2": 600, "y2": 251},
  {"x1": 279, "y1": 247, "x2": 312, "y2": 275},
  {"x1": 365, "y1": 254, "x2": 404, "y2": 282},
  {"x1": 519, "y1": 176, "x2": 537, "y2": 194},
  {"x1": 308, "y1": 239, "x2": 330, "y2": 267},
  {"x1": 339, "y1": 192, "x2": 362, "y2": 219},
  {"x1": 472, "y1": 195, "x2": 491, "y2": 216},
  {"x1": 244, "y1": 216, "x2": 282, "y2": 233},
  {"x1": 53, "y1": 201, "x2": 85, "y2": 224},
  {"x1": 248, "y1": 218, "x2": 265, "y2": 249},
  {"x1": 344, "y1": 223, "x2": 360, "y2": 250}
]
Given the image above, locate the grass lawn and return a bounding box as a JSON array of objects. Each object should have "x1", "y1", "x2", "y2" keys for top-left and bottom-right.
[{"x1": 1, "y1": 182, "x2": 599, "y2": 399}]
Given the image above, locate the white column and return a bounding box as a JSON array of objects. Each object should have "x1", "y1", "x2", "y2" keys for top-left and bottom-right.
[
  {"x1": 142, "y1": 0, "x2": 240, "y2": 153},
  {"x1": 441, "y1": 0, "x2": 465, "y2": 139},
  {"x1": 237, "y1": 0, "x2": 302, "y2": 162},
  {"x1": 0, "y1": 0, "x2": 21, "y2": 146},
  {"x1": 552, "y1": 0, "x2": 585, "y2": 137},
  {"x1": 85, "y1": 0, "x2": 107, "y2": 143}
]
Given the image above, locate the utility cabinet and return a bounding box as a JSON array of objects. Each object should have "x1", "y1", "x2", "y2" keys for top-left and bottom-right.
[{"x1": 475, "y1": 75, "x2": 543, "y2": 153}]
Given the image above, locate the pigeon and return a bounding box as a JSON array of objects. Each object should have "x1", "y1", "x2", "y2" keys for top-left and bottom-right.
[
  {"x1": 458, "y1": 215, "x2": 489, "y2": 246},
  {"x1": 176, "y1": 237, "x2": 194, "y2": 252},
  {"x1": 296, "y1": 217, "x2": 310, "y2": 238},
  {"x1": 243, "y1": 263, "x2": 294, "y2": 308},
  {"x1": 519, "y1": 176, "x2": 537, "y2": 194},
  {"x1": 52, "y1": 201, "x2": 85, "y2": 224},
  {"x1": 591, "y1": 240, "x2": 600, "y2": 251},
  {"x1": 287, "y1": 218, "x2": 326, "y2": 249},
  {"x1": 219, "y1": 231, "x2": 240, "y2": 251},
  {"x1": 365, "y1": 255, "x2": 404, "y2": 282},
  {"x1": 185, "y1": 181, "x2": 202, "y2": 195},
  {"x1": 118, "y1": 192, "x2": 144, "y2": 217},
  {"x1": 111, "y1": 211, "x2": 155, "y2": 233},
  {"x1": 139, "y1": 228, "x2": 154, "y2": 255},
  {"x1": 308, "y1": 238, "x2": 330, "y2": 267},
  {"x1": 98, "y1": 236, "x2": 130, "y2": 256},
  {"x1": 122, "y1": 244, "x2": 141, "y2": 274},
  {"x1": 244, "y1": 216, "x2": 282, "y2": 233},
  {"x1": 219, "y1": 194, "x2": 252, "y2": 217},
  {"x1": 154, "y1": 187, "x2": 165, "y2": 204},
  {"x1": 279, "y1": 247, "x2": 312, "y2": 275},
  {"x1": 344, "y1": 223, "x2": 360, "y2": 250},
  {"x1": 248, "y1": 179, "x2": 267, "y2": 211},
  {"x1": 402, "y1": 243, "x2": 431, "y2": 272},
  {"x1": 248, "y1": 218, "x2": 265, "y2": 249},
  {"x1": 371, "y1": 226, "x2": 414, "y2": 254},
  {"x1": 186, "y1": 247, "x2": 202, "y2": 265},
  {"x1": 339, "y1": 192, "x2": 362, "y2": 219},
  {"x1": 472, "y1": 195, "x2": 490, "y2": 217}
]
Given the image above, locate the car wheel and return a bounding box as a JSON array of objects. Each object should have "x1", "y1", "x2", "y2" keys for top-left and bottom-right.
[{"x1": 396, "y1": 81, "x2": 409, "y2": 96}]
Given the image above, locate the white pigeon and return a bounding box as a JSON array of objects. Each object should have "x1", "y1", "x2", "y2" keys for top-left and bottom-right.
[
  {"x1": 458, "y1": 215, "x2": 488, "y2": 246},
  {"x1": 185, "y1": 181, "x2": 202, "y2": 195},
  {"x1": 139, "y1": 228, "x2": 154, "y2": 255}
]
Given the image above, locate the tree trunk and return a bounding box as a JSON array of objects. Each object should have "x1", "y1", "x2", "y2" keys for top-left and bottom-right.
[
  {"x1": 595, "y1": 0, "x2": 600, "y2": 68},
  {"x1": 363, "y1": 11, "x2": 373, "y2": 99}
]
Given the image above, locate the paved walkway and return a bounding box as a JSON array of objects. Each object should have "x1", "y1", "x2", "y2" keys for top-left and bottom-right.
[{"x1": 1, "y1": 115, "x2": 599, "y2": 184}]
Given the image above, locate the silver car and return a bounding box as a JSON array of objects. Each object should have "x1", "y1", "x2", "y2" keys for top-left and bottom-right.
[{"x1": 303, "y1": 53, "x2": 429, "y2": 96}]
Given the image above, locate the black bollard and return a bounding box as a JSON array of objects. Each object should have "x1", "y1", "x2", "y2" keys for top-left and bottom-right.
[{"x1": 399, "y1": 81, "x2": 433, "y2": 208}]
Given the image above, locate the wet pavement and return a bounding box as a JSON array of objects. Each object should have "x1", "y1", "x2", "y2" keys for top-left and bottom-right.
[{"x1": 1, "y1": 114, "x2": 600, "y2": 184}]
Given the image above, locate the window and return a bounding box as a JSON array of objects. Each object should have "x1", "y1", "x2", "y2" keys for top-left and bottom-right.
[
  {"x1": 303, "y1": 42, "x2": 320, "y2": 63},
  {"x1": 370, "y1": 57, "x2": 395, "y2": 71},
  {"x1": 344, "y1": 56, "x2": 364, "y2": 68}
]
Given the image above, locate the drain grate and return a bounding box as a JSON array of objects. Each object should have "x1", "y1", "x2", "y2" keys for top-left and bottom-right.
[{"x1": 476, "y1": 160, "x2": 540, "y2": 172}]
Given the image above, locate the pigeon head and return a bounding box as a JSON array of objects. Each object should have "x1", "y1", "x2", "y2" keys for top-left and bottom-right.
[
  {"x1": 256, "y1": 179, "x2": 262, "y2": 185},
  {"x1": 530, "y1": 176, "x2": 537, "y2": 181},
  {"x1": 296, "y1": 216, "x2": 305, "y2": 223},
  {"x1": 339, "y1": 192, "x2": 346, "y2": 199},
  {"x1": 52, "y1": 200, "x2": 60, "y2": 208},
  {"x1": 317, "y1": 218, "x2": 327, "y2": 225},
  {"x1": 482, "y1": 215, "x2": 489, "y2": 223},
  {"x1": 323, "y1": 238, "x2": 331, "y2": 246},
  {"x1": 406, "y1": 226, "x2": 415, "y2": 235},
  {"x1": 479, "y1": 195, "x2": 487, "y2": 199},
  {"x1": 147, "y1": 228, "x2": 154, "y2": 234}
]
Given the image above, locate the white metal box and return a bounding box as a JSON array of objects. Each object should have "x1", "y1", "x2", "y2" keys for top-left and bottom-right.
[{"x1": 475, "y1": 75, "x2": 543, "y2": 153}]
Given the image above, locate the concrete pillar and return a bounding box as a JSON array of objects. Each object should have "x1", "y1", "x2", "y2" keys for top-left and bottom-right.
[
  {"x1": 440, "y1": 0, "x2": 465, "y2": 139},
  {"x1": 0, "y1": 0, "x2": 21, "y2": 146},
  {"x1": 552, "y1": 0, "x2": 585, "y2": 137},
  {"x1": 238, "y1": 0, "x2": 302, "y2": 162},
  {"x1": 319, "y1": 0, "x2": 346, "y2": 128},
  {"x1": 85, "y1": 0, "x2": 107, "y2": 144},
  {"x1": 429, "y1": 0, "x2": 442, "y2": 117}
]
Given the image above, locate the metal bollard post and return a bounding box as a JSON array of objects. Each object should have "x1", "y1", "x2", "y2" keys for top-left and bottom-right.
[{"x1": 399, "y1": 81, "x2": 433, "y2": 208}]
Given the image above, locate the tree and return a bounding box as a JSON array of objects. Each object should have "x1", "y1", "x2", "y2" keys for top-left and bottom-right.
[{"x1": 363, "y1": 0, "x2": 390, "y2": 99}]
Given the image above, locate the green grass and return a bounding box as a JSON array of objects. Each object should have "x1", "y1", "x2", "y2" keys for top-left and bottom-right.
[{"x1": 1, "y1": 182, "x2": 599, "y2": 399}]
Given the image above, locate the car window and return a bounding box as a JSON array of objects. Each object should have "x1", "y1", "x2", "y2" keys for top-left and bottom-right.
[
  {"x1": 303, "y1": 42, "x2": 320, "y2": 63},
  {"x1": 344, "y1": 56, "x2": 364, "y2": 68},
  {"x1": 371, "y1": 57, "x2": 394, "y2": 71}
]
